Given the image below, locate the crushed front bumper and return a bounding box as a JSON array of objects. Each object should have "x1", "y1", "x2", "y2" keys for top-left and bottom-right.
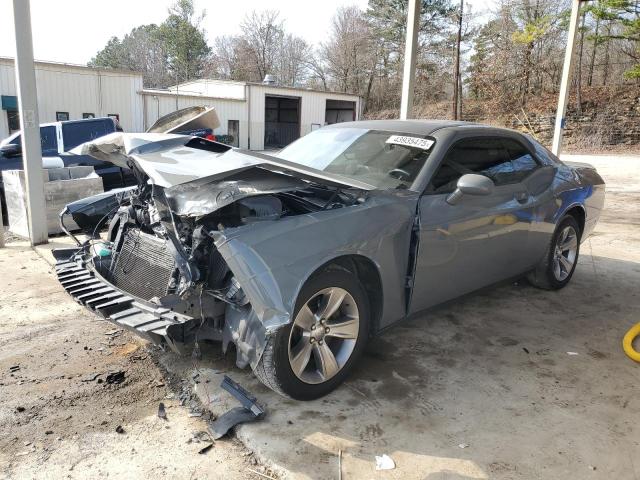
[{"x1": 54, "y1": 247, "x2": 197, "y2": 353}]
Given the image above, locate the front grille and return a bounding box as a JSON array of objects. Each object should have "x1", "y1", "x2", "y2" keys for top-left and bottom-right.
[{"x1": 110, "y1": 228, "x2": 176, "y2": 300}]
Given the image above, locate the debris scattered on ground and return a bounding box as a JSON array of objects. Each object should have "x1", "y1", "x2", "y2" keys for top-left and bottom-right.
[
  {"x1": 115, "y1": 425, "x2": 125, "y2": 434},
  {"x1": 246, "y1": 467, "x2": 277, "y2": 479},
  {"x1": 523, "y1": 347, "x2": 530, "y2": 354},
  {"x1": 158, "y1": 402, "x2": 167, "y2": 420},
  {"x1": 187, "y1": 431, "x2": 211, "y2": 444},
  {"x1": 179, "y1": 385, "x2": 193, "y2": 406},
  {"x1": 81, "y1": 373, "x2": 101, "y2": 382},
  {"x1": 45, "y1": 430, "x2": 53, "y2": 435},
  {"x1": 16, "y1": 406, "x2": 25, "y2": 412},
  {"x1": 458, "y1": 443, "x2": 470, "y2": 449},
  {"x1": 188, "y1": 411, "x2": 203, "y2": 418},
  {"x1": 198, "y1": 443, "x2": 213, "y2": 454},
  {"x1": 589, "y1": 465, "x2": 597, "y2": 471},
  {"x1": 375, "y1": 454, "x2": 396, "y2": 470},
  {"x1": 208, "y1": 376, "x2": 265, "y2": 440},
  {"x1": 9, "y1": 365, "x2": 20, "y2": 372},
  {"x1": 338, "y1": 449, "x2": 342, "y2": 480},
  {"x1": 106, "y1": 371, "x2": 125, "y2": 384},
  {"x1": 567, "y1": 352, "x2": 579, "y2": 356},
  {"x1": 210, "y1": 408, "x2": 260, "y2": 439}
]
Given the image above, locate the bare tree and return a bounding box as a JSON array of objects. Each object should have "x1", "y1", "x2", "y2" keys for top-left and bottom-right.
[{"x1": 240, "y1": 10, "x2": 285, "y2": 81}]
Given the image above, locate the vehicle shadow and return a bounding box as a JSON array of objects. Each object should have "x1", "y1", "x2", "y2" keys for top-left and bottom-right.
[{"x1": 168, "y1": 253, "x2": 640, "y2": 479}]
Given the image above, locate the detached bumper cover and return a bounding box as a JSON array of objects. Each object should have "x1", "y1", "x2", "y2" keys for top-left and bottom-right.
[{"x1": 54, "y1": 248, "x2": 197, "y2": 352}]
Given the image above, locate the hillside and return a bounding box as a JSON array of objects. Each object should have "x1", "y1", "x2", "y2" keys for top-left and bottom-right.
[{"x1": 366, "y1": 85, "x2": 640, "y2": 152}]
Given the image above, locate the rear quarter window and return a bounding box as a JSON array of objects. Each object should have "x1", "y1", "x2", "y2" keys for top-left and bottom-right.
[{"x1": 525, "y1": 135, "x2": 562, "y2": 166}]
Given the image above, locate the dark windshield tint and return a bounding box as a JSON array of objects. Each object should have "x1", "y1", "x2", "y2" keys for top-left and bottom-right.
[
  {"x1": 278, "y1": 128, "x2": 433, "y2": 189},
  {"x1": 40, "y1": 126, "x2": 57, "y2": 155},
  {"x1": 61, "y1": 119, "x2": 113, "y2": 151}
]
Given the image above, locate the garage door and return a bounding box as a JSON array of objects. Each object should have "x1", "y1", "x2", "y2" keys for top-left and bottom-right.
[{"x1": 265, "y1": 96, "x2": 301, "y2": 149}]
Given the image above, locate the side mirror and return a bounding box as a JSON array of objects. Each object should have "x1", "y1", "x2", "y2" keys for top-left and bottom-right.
[
  {"x1": 0, "y1": 143, "x2": 21, "y2": 158},
  {"x1": 446, "y1": 174, "x2": 494, "y2": 205}
]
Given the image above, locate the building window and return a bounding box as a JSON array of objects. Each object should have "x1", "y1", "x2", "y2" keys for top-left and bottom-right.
[
  {"x1": 83, "y1": 113, "x2": 95, "y2": 119},
  {"x1": 7, "y1": 111, "x2": 20, "y2": 133},
  {"x1": 56, "y1": 111, "x2": 69, "y2": 121}
]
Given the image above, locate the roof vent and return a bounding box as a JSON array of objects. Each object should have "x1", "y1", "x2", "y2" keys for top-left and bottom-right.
[{"x1": 262, "y1": 74, "x2": 277, "y2": 85}]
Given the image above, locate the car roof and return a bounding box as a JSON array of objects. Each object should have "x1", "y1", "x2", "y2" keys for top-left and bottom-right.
[{"x1": 323, "y1": 119, "x2": 487, "y2": 136}]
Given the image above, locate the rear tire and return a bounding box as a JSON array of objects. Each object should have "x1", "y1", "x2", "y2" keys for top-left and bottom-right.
[
  {"x1": 527, "y1": 215, "x2": 581, "y2": 290},
  {"x1": 252, "y1": 267, "x2": 369, "y2": 400}
]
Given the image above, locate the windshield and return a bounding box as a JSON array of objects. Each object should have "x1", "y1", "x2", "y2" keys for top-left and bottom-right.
[{"x1": 277, "y1": 128, "x2": 434, "y2": 189}]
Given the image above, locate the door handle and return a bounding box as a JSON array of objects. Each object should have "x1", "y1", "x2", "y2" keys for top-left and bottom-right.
[{"x1": 514, "y1": 191, "x2": 529, "y2": 203}]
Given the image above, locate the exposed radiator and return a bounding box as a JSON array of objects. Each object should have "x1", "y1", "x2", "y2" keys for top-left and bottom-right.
[{"x1": 110, "y1": 228, "x2": 176, "y2": 300}]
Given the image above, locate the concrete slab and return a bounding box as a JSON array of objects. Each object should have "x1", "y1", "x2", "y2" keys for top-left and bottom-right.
[{"x1": 156, "y1": 154, "x2": 640, "y2": 479}]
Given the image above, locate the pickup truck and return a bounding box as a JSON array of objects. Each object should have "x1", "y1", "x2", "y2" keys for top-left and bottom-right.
[
  {"x1": 1, "y1": 107, "x2": 222, "y2": 224},
  {"x1": 0, "y1": 117, "x2": 136, "y2": 189},
  {"x1": 0, "y1": 117, "x2": 136, "y2": 223}
]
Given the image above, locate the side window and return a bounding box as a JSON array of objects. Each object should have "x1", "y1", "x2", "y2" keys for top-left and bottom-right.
[
  {"x1": 428, "y1": 138, "x2": 512, "y2": 193},
  {"x1": 40, "y1": 126, "x2": 58, "y2": 156},
  {"x1": 502, "y1": 138, "x2": 539, "y2": 182}
]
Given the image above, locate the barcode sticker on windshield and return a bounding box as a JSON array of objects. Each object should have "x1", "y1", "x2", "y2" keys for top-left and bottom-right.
[{"x1": 386, "y1": 135, "x2": 434, "y2": 150}]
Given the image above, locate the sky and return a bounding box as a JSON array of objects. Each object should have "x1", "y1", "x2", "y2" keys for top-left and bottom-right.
[{"x1": 0, "y1": 0, "x2": 494, "y2": 65}]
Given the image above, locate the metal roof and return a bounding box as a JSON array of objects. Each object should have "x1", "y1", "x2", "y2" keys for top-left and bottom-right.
[
  {"x1": 169, "y1": 78, "x2": 361, "y2": 99},
  {"x1": 0, "y1": 56, "x2": 143, "y2": 77}
]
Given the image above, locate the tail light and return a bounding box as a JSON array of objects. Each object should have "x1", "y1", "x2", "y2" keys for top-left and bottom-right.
[{"x1": 206, "y1": 134, "x2": 216, "y2": 141}]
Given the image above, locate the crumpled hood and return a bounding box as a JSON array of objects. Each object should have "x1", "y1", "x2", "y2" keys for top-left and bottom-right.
[{"x1": 70, "y1": 132, "x2": 376, "y2": 191}]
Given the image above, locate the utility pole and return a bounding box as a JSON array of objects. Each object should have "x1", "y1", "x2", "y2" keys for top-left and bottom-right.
[
  {"x1": 12, "y1": 0, "x2": 47, "y2": 245},
  {"x1": 452, "y1": 0, "x2": 464, "y2": 120},
  {"x1": 400, "y1": 0, "x2": 420, "y2": 120},
  {"x1": 551, "y1": 0, "x2": 584, "y2": 156}
]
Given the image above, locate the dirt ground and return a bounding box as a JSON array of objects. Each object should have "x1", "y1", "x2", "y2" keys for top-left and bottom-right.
[
  {"x1": 1, "y1": 154, "x2": 639, "y2": 479},
  {"x1": 0, "y1": 245, "x2": 276, "y2": 479}
]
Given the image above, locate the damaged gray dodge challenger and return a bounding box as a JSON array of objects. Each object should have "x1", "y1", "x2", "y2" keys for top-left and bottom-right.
[{"x1": 54, "y1": 116, "x2": 605, "y2": 400}]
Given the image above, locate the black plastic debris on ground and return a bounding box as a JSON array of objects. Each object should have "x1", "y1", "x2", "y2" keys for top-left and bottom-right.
[
  {"x1": 115, "y1": 425, "x2": 125, "y2": 434},
  {"x1": 158, "y1": 402, "x2": 167, "y2": 420},
  {"x1": 106, "y1": 371, "x2": 125, "y2": 384},
  {"x1": 208, "y1": 376, "x2": 265, "y2": 440}
]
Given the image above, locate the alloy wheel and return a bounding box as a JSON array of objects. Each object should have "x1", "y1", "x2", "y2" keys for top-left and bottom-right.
[
  {"x1": 287, "y1": 287, "x2": 360, "y2": 384},
  {"x1": 552, "y1": 225, "x2": 578, "y2": 281}
]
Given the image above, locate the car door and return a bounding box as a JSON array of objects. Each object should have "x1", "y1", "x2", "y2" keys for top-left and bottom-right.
[
  {"x1": 408, "y1": 136, "x2": 538, "y2": 315},
  {"x1": 501, "y1": 137, "x2": 557, "y2": 269}
]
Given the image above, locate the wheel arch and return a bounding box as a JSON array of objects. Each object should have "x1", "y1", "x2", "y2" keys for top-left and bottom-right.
[
  {"x1": 562, "y1": 204, "x2": 586, "y2": 236},
  {"x1": 304, "y1": 254, "x2": 384, "y2": 337}
]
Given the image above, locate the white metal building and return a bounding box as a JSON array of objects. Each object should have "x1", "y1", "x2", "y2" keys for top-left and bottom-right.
[
  {"x1": 142, "y1": 79, "x2": 362, "y2": 150},
  {"x1": 0, "y1": 57, "x2": 144, "y2": 139},
  {"x1": 1, "y1": 57, "x2": 361, "y2": 150}
]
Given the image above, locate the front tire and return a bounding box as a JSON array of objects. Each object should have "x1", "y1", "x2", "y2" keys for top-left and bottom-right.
[
  {"x1": 527, "y1": 215, "x2": 581, "y2": 290},
  {"x1": 252, "y1": 267, "x2": 369, "y2": 400}
]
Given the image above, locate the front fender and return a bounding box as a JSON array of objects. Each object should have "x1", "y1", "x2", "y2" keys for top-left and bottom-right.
[{"x1": 212, "y1": 192, "x2": 417, "y2": 368}]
